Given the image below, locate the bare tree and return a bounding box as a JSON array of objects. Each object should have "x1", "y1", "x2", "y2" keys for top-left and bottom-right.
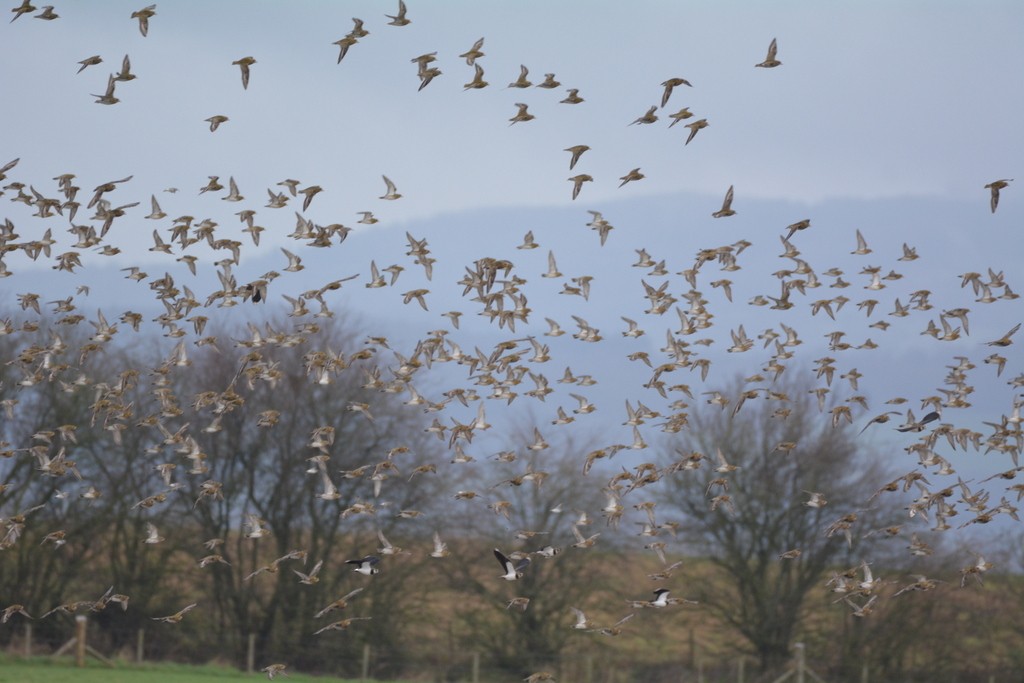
[
  {"x1": 165, "y1": 316, "x2": 447, "y2": 672},
  {"x1": 0, "y1": 312, "x2": 449, "y2": 672},
  {"x1": 436, "y1": 431, "x2": 620, "y2": 678},
  {"x1": 656, "y1": 374, "x2": 903, "y2": 675}
]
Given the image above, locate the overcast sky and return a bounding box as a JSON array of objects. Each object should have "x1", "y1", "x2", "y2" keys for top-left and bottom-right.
[
  {"x1": 2, "y1": 0, "x2": 1022, "y2": 229},
  {"x1": 1, "y1": 1, "x2": 1022, "y2": 543}
]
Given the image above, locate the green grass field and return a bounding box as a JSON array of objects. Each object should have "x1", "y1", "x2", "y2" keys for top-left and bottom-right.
[{"x1": 0, "y1": 657, "x2": 363, "y2": 682}]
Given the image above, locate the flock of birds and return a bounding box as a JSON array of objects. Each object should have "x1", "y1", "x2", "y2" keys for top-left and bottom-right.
[{"x1": 1, "y1": 2, "x2": 1022, "y2": 680}]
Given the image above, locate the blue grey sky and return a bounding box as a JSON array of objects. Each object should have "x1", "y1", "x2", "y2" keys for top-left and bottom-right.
[
  {"x1": 1, "y1": 1, "x2": 1022, "y2": 548},
  {"x1": 2, "y1": 0, "x2": 1022, "y2": 230}
]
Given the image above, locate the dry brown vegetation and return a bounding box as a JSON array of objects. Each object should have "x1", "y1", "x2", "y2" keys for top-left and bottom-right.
[{"x1": 2, "y1": 323, "x2": 1023, "y2": 683}]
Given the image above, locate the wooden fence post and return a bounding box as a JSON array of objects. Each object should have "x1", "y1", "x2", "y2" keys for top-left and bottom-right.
[
  {"x1": 361, "y1": 643, "x2": 371, "y2": 682},
  {"x1": 136, "y1": 628, "x2": 145, "y2": 663},
  {"x1": 247, "y1": 633, "x2": 256, "y2": 673},
  {"x1": 23, "y1": 623, "x2": 32, "y2": 658},
  {"x1": 472, "y1": 652, "x2": 480, "y2": 683},
  {"x1": 75, "y1": 616, "x2": 87, "y2": 668},
  {"x1": 795, "y1": 643, "x2": 805, "y2": 683},
  {"x1": 738, "y1": 656, "x2": 745, "y2": 683}
]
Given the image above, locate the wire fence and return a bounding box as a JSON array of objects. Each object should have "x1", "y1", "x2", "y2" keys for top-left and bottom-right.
[{"x1": 2, "y1": 618, "x2": 1020, "y2": 683}]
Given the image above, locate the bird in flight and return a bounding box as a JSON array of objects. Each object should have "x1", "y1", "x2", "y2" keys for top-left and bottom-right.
[
  {"x1": 683, "y1": 118, "x2": 708, "y2": 145},
  {"x1": 346, "y1": 555, "x2": 381, "y2": 575},
  {"x1": 985, "y1": 179, "x2": 1012, "y2": 213},
  {"x1": 561, "y1": 88, "x2": 584, "y2": 104},
  {"x1": 784, "y1": 218, "x2": 811, "y2": 241},
  {"x1": 712, "y1": 185, "x2": 736, "y2": 218},
  {"x1": 152, "y1": 602, "x2": 198, "y2": 624},
  {"x1": 509, "y1": 102, "x2": 535, "y2": 125},
  {"x1": 10, "y1": 0, "x2": 35, "y2": 22},
  {"x1": 314, "y1": 588, "x2": 365, "y2": 618},
  {"x1": 92, "y1": 74, "x2": 120, "y2": 105},
  {"x1": 131, "y1": 4, "x2": 156, "y2": 37},
  {"x1": 565, "y1": 145, "x2": 590, "y2": 170},
  {"x1": 630, "y1": 106, "x2": 658, "y2": 125},
  {"x1": 660, "y1": 77, "x2": 692, "y2": 108},
  {"x1": 205, "y1": 115, "x2": 228, "y2": 132},
  {"x1": 314, "y1": 617, "x2": 371, "y2": 635},
  {"x1": 386, "y1": 0, "x2": 410, "y2": 26},
  {"x1": 77, "y1": 55, "x2": 102, "y2": 74},
  {"x1": 292, "y1": 559, "x2": 324, "y2": 585},
  {"x1": 114, "y1": 54, "x2": 136, "y2": 82},
  {"x1": 380, "y1": 175, "x2": 402, "y2": 200},
  {"x1": 667, "y1": 107, "x2": 694, "y2": 127},
  {"x1": 417, "y1": 65, "x2": 441, "y2": 91},
  {"x1": 460, "y1": 37, "x2": 485, "y2": 65},
  {"x1": 233, "y1": 56, "x2": 256, "y2": 89},
  {"x1": 508, "y1": 64, "x2": 532, "y2": 88},
  {"x1": 261, "y1": 664, "x2": 288, "y2": 680},
  {"x1": 334, "y1": 35, "x2": 359, "y2": 64},
  {"x1": 987, "y1": 322, "x2": 1020, "y2": 347},
  {"x1": 568, "y1": 174, "x2": 593, "y2": 200},
  {"x1": 619, "y1": 168, "x2": 644, "y2": 187},
  {"x1": 494, "y1": 548, "x2": 529, "y2": 580},
  {"x1": 464, "y1": 63, "x2": 488, "y2": 90},
  {"x1": 756, "y1": 38, "x2": 781, "y2": 67}
]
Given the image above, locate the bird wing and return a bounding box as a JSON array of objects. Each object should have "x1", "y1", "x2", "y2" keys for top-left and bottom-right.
[{"x1": 493, "y1": 548, "x2": 512, "y2": 572}]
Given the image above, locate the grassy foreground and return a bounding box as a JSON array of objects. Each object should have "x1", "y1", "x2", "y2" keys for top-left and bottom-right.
[{"x1": 0, "y1": 656, "x2": 364, "y2": 682}]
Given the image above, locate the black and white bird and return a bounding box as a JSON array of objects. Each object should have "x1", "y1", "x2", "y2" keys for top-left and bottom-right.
[
  {"x1": 494, "y1": 548, "x2": 530, "y2": 581},
  {"x1": 534, "y1": 545, "x2": 561, "y2": 558},
  {"x1": 649, "y1": 588, "x2": 674, "y2": 607},
  {"x1": 346, "y1": 555, "x2": 381, "y2": 575},
  {"x1": 629, "y1": 588, "x2": 696, "y2": 608}
]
